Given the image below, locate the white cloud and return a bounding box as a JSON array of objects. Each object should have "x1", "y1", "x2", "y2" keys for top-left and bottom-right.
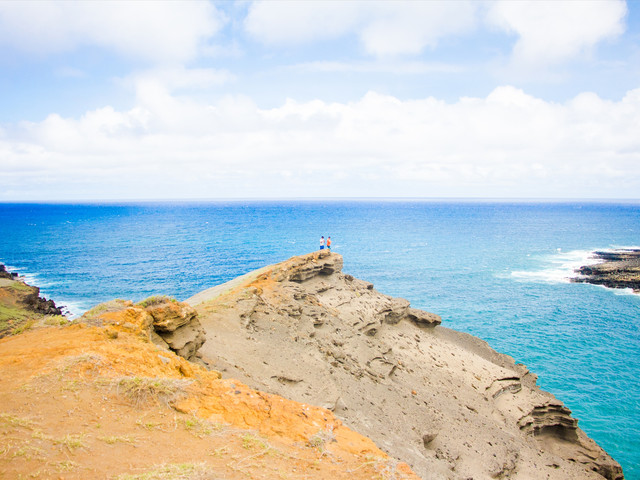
[
  {"x1": 245, "y1": 0, "x2": 478, "y2": 56},
  {"x1": 0, "y1": 1, "x2": 226, "y2": 63},
  {"x1": 292, "y1": 60, "x2": 464, "y2": 75},
  {"x1": 486, "y1": 0, "x2": 627, "y2": 68},
  {"x1": 2, "y1": 86, "x2": 640, "y2": 200}
]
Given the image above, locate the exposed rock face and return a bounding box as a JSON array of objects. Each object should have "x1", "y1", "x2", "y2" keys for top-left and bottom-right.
[
  {"x1": 188, "y1": 251, "x2": 622, "y2": 480},
  {"x1": 0, "y1": 264, "x2": 15, "y2": 280},
  {"x1": 0, "y1": 266, "x2": 62, "y2": 316},
  {"x1": 573, "y1": 249, "x2": 640, "y2": 293},
  {"x1": 18, "y1": 287, "x2": 62, "y2": 316},
  {"x1": 81, "y1": 298, "x2": 206, "y2": 362}
]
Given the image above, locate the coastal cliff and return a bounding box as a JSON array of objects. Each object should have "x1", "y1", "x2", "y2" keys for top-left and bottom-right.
[
  {"x1": 0, "y1": 267, "x2": 418, "y2": 479},
  {"x1": 188, "y1": 251, "x2": 623, "y2": 480},
  {"x1": 0, "y1": 255, "x2": 623, "y2": 479},
  {"x1": 0, "y1": 268, "x2": 63, "y2": 338}
]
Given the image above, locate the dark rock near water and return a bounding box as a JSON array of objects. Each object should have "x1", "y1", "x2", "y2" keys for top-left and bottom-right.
[
  {"x1": 0, "y1": 264, "x2": 64, "y2": 316},
  {"x1": 573, "y1": 249, "x2": 640, "y2": 293}
]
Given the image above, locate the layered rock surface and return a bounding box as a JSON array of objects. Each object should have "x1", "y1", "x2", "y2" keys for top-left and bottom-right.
[{"x1": 188, "y1": 251, "x2": 623, "y2": 480}]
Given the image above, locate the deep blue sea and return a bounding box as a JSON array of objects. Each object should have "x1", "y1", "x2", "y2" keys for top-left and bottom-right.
[{"x1": 1, "y1": 200, "x2": 638, "y2": 477}]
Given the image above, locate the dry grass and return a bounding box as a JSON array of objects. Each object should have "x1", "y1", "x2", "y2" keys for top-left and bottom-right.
[
  {"x1": 43, "y1": 315, "x2": 70, "y2": 326},
  {"x1": 137, "y1": 296, "x2": 177, "y2": 308},
  {"x1": 53, "y1": 433, "x2": 87, "y2": 452},
  {"x1": 115, "y1": 376, "x2": 193, "y2": 407},
  {"x1": 307, "y1": 427, "x2": 336, "y2": 453},
  {"x1": 114, "y1": 462, "x2": 215, "y2": 480},
  {"x1": 0, "y1": 413, "x2": 37, "y2": 430},
  {"x1": 182, "y1": 415, "x2": 226, "y2": 438},
  {"x1": 98, "y1": 435, "x2": 137, "y2": 445}
]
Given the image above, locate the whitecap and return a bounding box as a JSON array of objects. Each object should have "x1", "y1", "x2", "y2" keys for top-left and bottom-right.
[{"x1": 510, "y1": 249, "x2": 602, "y2": 285}]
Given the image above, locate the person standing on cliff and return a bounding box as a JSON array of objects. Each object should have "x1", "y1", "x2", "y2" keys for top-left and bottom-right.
[
  {"x1": 327, "y1": 236, "x2": 332, "y2": 251},
  {"x1": 320, "y1": 236, "x2": 325, "y2": 250}
]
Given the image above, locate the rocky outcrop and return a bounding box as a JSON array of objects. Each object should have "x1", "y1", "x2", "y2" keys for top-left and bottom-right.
[
  {"x1": 0, "y1": 264, "x2": 16, "y2": 280},
  {"x1": 0, "y1": 267, "x2": 62, "y2": 316},
  {"x1": 188, "y1": 251, "x2": 623, "y2": 480},
  {"x1": 573, "y1": 249, "x2": 640, "y2": 293},
  {"x1": 18, "y1": 287, "x2": 62, "y2": 316},
  {"x1": 81, "y1": 297, "x2": 206, "y2": 362}
]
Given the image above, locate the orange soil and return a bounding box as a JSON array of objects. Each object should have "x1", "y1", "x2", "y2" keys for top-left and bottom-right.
[{"x1": 0, "y1": 316, "x2": 419, "y2": 479}]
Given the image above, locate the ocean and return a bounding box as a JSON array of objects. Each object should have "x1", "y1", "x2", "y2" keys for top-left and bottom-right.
[{"x1": 0, "y1": 200, "x2": 638, "y2": 477}]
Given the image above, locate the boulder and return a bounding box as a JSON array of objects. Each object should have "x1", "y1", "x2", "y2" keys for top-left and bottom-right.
[{"x1": 406, "y1": 308, "x2": 442, "y2": 328}]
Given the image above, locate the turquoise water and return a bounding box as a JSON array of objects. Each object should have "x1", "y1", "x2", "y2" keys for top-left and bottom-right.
[{"x1": 1, "y1": 200, "x2": 639, "y2": 477}]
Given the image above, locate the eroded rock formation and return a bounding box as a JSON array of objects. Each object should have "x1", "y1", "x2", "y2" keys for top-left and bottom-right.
[
  {"x1": 188, "y1": 251, "x2": 622, "y2": 480},
  {"x1": 81, "y1": 297, "x2": 206, "y2": 362}
]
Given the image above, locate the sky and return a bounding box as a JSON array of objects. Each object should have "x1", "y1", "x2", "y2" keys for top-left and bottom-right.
[{"x1": 1, "y1": 0, "x2": 639, "y2": 201}]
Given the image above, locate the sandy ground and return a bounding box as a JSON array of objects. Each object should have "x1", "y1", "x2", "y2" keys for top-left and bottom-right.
[{"x1": 0, "y1": 308, "x2": 419, "y2": 479}]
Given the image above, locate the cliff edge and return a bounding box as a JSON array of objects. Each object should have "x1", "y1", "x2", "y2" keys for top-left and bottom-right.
[
  {"x1": 0, "y1": 270, "x2": 419, "y2": 479},
  {"x1": 188, "y1": 251, "x2": 623, "y2": 480}
]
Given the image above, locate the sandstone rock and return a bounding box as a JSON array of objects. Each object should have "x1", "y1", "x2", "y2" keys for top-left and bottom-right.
[
  {"x1": 157, "y1": 317, "x2": 206, "y2": 361},
  {"x1": 406, "y1": 308, "x2": 442, "y2": 327},
  {"x1": 378, "y1": 297, "x2": 410, "y2": 324},
  {"x1": 518, "y1": 402, "x2": 578, "y2": 441},
  {"x1": 288, "y1": 251, "x2": 343, "y2": 282},
  {"x1": 146, "y1": 301, "x2": 198, "y2": 332},
  {"x1": 81, "y1": 298, "x2": 207, "y2": 362}
]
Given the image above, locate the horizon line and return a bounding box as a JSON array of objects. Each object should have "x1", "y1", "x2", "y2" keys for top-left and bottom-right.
[{"x1": 1, "y1": 196, "x2": 640, "y2": 205}]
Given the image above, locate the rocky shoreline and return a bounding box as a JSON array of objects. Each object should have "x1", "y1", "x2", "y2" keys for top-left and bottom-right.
[
  {"x1": 572, "y1": 249, "x2": 640, "y2": 293},
  {"x1": 0, "y1": 264, "x2": 63, "y2": 338}
]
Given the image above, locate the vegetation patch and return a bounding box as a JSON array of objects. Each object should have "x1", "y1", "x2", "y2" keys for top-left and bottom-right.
[
  {"x1": 56, "y1": 460, "x2": 81, "y2": 472},
  {"x1": 241, "y1": 432, "x2": 273, "y2": 452},
  {"x1": 182, "y1": 415, "x2": 225, "y2": 438},
  {"x1": 56, "y1": 353, "x2": 105, "y2": 378},
  {"x1": 307, "y1": 427, "x2": 336, "y2": 453},
  {"x1": 98, "y1": 435, "x2": 137, "y2": 445},
  {"x1": 11, "y1": 442, "x2": 45, "y2": 461},
  {"x1": 44, "y1": 315, "x2": 70, "y2": 326},
  {"x1": 4, "y1": 281, "x2": 33, "y2": 293},
  {"x1": 114, "y1": 376, "x2": 192, "y2": 407},
  {"x1": 137, "y1": 296, "x2": 177, "y2": 308},
  {"x1": 0, "y1": 304, "x2": 33, "y2": 338},
  {"x1": 0, "y1": 413, "x2": 37, "y2": 430},
  {"x1": 81, "y1": 299, "x2": 131, "y2": 324},
  {"x1": 53, "y1": 433, "x2": 87, "y2": 452},
  {"x1": 114, "y1": 462, "x2": 213, "y2": 480}
]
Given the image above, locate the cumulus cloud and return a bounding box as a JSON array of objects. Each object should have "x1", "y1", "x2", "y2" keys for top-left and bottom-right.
[
  {"x1": 245, "y1": 0, "x2": 477, "y2": 56},
  {"x1": 486, "y1": 0, "x2": 627, "y2": 68},
  {"x1": 245, "y1": 0, "x2": 628, "y2": 67},
  {"x1": 0, "y1": 1, "x2": 226, "y2": 63},
  {"x1": 2, "y1": 87, "x2": 639, "y2": 200}
]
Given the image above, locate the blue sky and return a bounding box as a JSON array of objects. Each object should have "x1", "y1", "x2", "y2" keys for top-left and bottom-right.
[{"x1": 1, "y1": 0, "x2": 639, "y2": 201}]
